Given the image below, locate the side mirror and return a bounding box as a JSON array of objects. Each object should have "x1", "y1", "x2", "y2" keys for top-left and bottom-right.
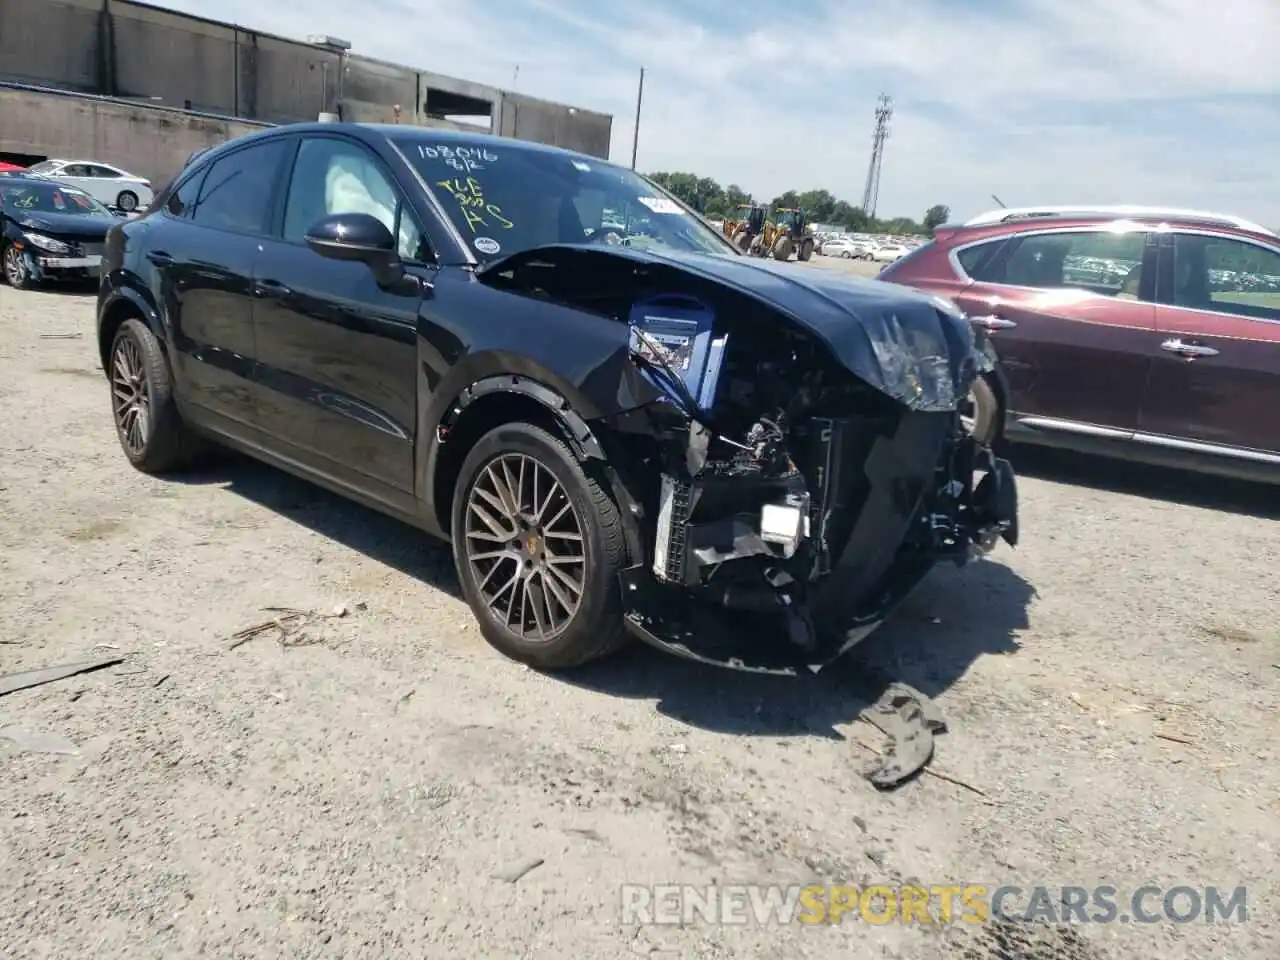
[{"x1": 305, "y1": 212, "x2": 410, "y2": 291}]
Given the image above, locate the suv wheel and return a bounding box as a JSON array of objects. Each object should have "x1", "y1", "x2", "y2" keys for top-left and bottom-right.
[
  {"x1": 109, "y1": 318, "x2": 203, "y2": 472},
  {"x1": 451, "y1": 422, "x2": 630, "y2": 669}
]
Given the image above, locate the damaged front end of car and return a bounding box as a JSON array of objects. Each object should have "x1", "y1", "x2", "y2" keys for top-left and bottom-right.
[{"x1": 480, "y1": 246, "x2": 1019, "y2": 675}]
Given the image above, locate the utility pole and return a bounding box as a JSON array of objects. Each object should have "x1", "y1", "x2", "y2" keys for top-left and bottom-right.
[
  {"x1": 630, "y1": 67, "x2": 645, "y2": 170},
  {"x1": 861, "y1": 94, "x2": 893, "y2": 218},
  {"x1": 512, "y1": 64, "x2": 519, "y2": 90}
]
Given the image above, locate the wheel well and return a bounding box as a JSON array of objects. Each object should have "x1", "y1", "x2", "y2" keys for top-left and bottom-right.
[
  {"x1": 432, "y1": 391, "x2": 567, "y2": 535},
  {"x1": 982, "y1": 369, "x2": 1010, "y2": 451},
  {"x1": 98, "y1": 298, "x2": 144, "y2": 372}
]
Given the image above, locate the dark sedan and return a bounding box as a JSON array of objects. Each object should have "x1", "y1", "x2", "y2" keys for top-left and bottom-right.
[
  {"x1": 1, "y1": 173, "x2": 120, "y2": 289},
  {"x1": 96, "y1": 123, "x2": 1018, "y2": 675}
]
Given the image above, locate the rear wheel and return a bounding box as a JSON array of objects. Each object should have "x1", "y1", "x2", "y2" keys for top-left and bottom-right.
[
  {"x1": 797, "y1": 239, "x2": 814, "y2": 262},
  {"x1": 116, "y1": 190, "x2": 139, "y2": 212},
  {"x1": 451, "y1": 422, "x2": 631, "y2": 669},
  {"x1": 109, "y1": 318, "x2": 204, "y2": 472},
  {"x1": 3, "y1": 242, "x2": 34, "y2": 290},
  {"x1": 772, "y1": 236, "x2": 793, "y2": 260}
]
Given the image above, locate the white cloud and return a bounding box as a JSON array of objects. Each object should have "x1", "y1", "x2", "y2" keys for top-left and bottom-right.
[{"x1": 159, "y1": 0, "x2": 1280, "y2": 226}]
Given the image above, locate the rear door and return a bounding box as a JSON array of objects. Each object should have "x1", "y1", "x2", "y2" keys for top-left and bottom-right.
[
  {"x1": 1140, "y1": 231, "x2": 1280, "y2": 456},
  {"x1": 155, "y1": 137, "x2": 291, "y2": 433},
  {"x1": 251, "y1": 133, "x2": 433, "y2": 507},
  {"x1": 947, "y1": 227, "x2": 1159, "y2": 432}
]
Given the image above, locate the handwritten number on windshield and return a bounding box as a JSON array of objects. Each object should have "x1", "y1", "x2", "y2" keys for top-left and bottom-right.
[
  {"x1": 435, "y1": 177, "x2": 514, "y2": 233},
  {"x1": 419, "y1": 144, "x2": 498, "y2": 174}
]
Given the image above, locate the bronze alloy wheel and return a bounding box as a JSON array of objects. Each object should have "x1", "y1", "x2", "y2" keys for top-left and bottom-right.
[
  {"x1": 110, "y1": 333, "x2": 151, "y2": 457},
  {"x1": 463, "y1": 452, "x2": 588, "y2": 641}
]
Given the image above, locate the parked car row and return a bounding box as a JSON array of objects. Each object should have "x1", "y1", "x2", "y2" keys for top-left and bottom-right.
[
  {"x1": 0, "y1": 158, "x2": 154, "y2": 211},
  {"x1": 877, "y1": 205, "x2": 1280, "y2": 485},
  {"x1": 814, "y1": 230, "x2": 924, "y2": 263}
]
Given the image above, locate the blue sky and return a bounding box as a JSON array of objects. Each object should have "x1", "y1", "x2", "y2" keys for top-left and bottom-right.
[{"x1": 165, "y1": 0, "x2": 1280, "y2": 227}]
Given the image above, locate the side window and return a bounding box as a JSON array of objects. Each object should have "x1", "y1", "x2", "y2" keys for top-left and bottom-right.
[
  {"x1": 191, "y1": 139, "x2": 288, "y2": 235},
  {"x1": 283, "y1": 137, "x2": 431, "y2": 262},
  {"x1": 997, "y1": 231, "x2": 1146, "y2": 297},
  {"x1": 90, "y1": 165, "x2": 119, "y2": 179},
  {"x1": 1172, "y1": 235, "x2": 1280, "y2": 321},
  {"x1": 955, "y1": 240, "x2": 1005, "y2": 280},
  {"x1": 165, "y1": 169, "x2": 207, "y2": 218},
  {"x1": 63, "y1": 164, "x2": 90, "y2": 177}
]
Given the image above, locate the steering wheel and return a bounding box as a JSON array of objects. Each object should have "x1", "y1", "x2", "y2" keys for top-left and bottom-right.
[{"x1": 587, "y1": 227, "x2": 628, "y2": 246}]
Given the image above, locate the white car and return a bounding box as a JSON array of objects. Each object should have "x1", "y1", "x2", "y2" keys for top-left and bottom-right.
[
  {"x1": 821, "y1": 237, "x2": 872, "y2": 259},
  {"x1": 870, "y1": 243, "x2": 911, "y2": 263},
  {"x1": 25, "y1": 159, "x2": 154, "y2": 212}
]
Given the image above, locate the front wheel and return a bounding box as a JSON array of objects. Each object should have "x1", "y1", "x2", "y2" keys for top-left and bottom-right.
[
  {"x1": 116, "y1": 190, "x2": 139, "y2": 212},
  {"x1": 3, "y1": 242, "x2": 35, "y2": 290},
  {"x1": 451, "y1": 422, "x2": 631, "y2": 669}
]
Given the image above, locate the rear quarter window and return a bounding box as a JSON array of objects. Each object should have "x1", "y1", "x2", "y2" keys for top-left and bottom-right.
[{"x1": 954, "y1": 239, "x2": 1008, "y2": 280}]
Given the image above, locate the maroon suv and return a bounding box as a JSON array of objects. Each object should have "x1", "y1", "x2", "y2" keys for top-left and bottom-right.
[{"x1": 879, "y1": 205, "x2": 1280, "y2": 484}]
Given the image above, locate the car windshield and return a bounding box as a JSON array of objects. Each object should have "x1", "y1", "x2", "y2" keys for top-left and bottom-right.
[
  {"x1": 1, "y1": 181, "x2": 108, "y2": 215},
  {"x1": 394, "y1": 137, "x2": 735, "y2": 262}
]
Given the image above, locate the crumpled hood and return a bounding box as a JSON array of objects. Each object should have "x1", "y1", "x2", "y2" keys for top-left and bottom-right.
[
  {"x1": 597, "y1": 246, "x2": 978, "y2": 411},
  {"x1": 16, "y1": 212, "x2": 115, "y2": 240}
]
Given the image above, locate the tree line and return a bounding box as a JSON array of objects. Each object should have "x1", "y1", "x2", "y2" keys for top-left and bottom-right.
[{"x1": 645, "y1": 171, "x2": 952, "y2": 236}]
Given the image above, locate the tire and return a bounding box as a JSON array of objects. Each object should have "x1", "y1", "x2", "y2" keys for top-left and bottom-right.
[
  {"x1": 3, "y1": 241, "x2": 35, "y2": 290},
  {"x1": 840, "y1": 251, "x2": 852, "y2": 259},
  {"x1": 451, "y1": 421, "x2": 631, "y2": 670},
  {"x1": 962, "y1": 375, "x2": 1000, "y2": 446},
  {"x1": 116, "y1": 190, "x2": 139, "y2": 212},
  {"x1": 797, "y1": 239, "x2": 813, "y2": 262},
  {"x1": 771, "y1": 236, "x2": 793, "y2": 261},
  {"x1": 108, "y1": 318, "x2": 204, "y2": 473}
]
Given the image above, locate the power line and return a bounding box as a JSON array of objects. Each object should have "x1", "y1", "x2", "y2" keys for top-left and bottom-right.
[{"x1": 861, "y1": 94, "x2": 893, "y2": 218}]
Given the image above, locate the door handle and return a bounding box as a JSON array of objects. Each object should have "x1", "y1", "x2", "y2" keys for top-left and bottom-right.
[
  {"x1": 253, "y1": 279, "x2": 291, "y2": 299},
  {"x1": 145, "y1": 250, "x2": 173, "y2": 266},
  {"x1": 970, "y1": 314, "x2": 1017, "y2": 330},
  {"x1": 1161, "y1": 338, "x2": 1218, "y2": 358}
]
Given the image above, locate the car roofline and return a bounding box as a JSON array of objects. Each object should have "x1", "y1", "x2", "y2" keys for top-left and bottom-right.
[{"x1": 963, "y1": 205, "x2": 1277, "y2": 239}]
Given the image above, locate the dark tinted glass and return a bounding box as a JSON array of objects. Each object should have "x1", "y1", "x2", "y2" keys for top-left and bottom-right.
[
  {"x1": 165, "y1": 169, "x2": 207, "y2": 218},
  {"x1": 990, "y1": 231, "x2": 1145, "y2": 295},
  {"x1": 191, "y1": 139, "x2": 287, "y2": 234},
  {"x1": 955, "y1": 240, "x2": 1004, "y2": 279},
  {"x1": 1172, "y1": 235, "x2": 1280, "y2": 320}
]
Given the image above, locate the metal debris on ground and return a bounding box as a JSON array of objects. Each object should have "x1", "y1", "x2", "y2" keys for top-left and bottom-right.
[
  {"x1": 857, "y1": 681, "x2": 949, "y2": 790},
  {"x1": 492, "y1": 857, "x2": 544, "y2": 883},
  {"x1": 38, "y1": 333, "x2": 83, "y2": 339},
  {"x1": 226, "y1": 605, "x2": 357, "y2": 650},
  {"x1": 0, "y1": 726, "x2": 80, "y2": 755},
  {"x1": 0, "y1": 656, "x2": 125, "y2": 698}
]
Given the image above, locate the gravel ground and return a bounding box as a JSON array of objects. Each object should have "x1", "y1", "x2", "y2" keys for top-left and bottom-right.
[{"x1": 1, "y1": 277, "x2": 1277, "y2": 960}]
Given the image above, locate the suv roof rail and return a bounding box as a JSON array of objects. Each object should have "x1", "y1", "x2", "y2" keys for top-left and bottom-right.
[{"x1": 963, "y1": 205, "x2": 1278, "y2": 238}]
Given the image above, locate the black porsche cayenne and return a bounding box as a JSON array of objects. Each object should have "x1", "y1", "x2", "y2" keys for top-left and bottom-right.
[{"x1": 96, "y1": 123, "x2": 1018, "y2": 676}]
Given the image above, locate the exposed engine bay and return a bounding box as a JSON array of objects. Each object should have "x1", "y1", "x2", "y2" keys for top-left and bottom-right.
[{"x1": 477, "y1": 246, "x2": 1019, "y2": 674}]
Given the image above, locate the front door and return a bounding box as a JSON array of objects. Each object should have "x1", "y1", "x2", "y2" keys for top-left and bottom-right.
[
  {"x1": 950, "y1": 227, "x2": 1158, "y2": 432},
  {"x1": 1141, "y1": 231, "x2": 1280, "y2": 456},
  {"x1": 156, "y1": 137, "x2": 290, "y2": 433},
  {"x1": 252, "y1": 134, "x2": 432, "y2": 509}
]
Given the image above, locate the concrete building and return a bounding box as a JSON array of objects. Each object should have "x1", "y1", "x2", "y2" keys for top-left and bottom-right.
[{"x1": 0, "y1": 0, "x2": 612, "y2": 186}]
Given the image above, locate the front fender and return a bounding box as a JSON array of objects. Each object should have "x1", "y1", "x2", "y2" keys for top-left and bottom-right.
[{"x1": 96, "y1": 274, "x2": 163, "y2": 371}]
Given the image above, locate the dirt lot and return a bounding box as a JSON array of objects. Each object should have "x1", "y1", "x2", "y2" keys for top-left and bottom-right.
[{"x1": 1, "y1": 277, "x2": 1278, "y2": 960}]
